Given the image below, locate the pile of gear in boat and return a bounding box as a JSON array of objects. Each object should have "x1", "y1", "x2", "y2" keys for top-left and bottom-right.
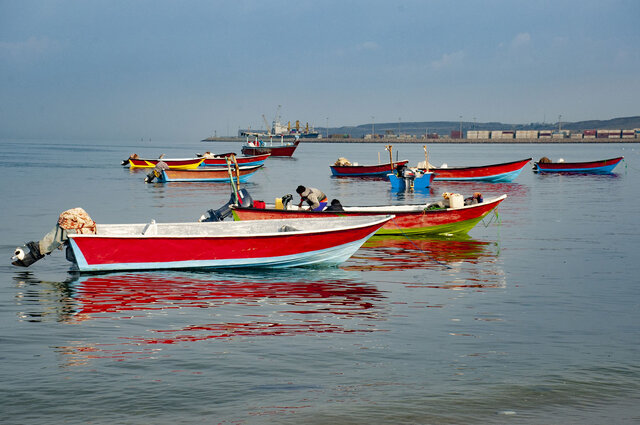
[{"x1": 199, "y1": 186, "x2": 483, "y2": 222}]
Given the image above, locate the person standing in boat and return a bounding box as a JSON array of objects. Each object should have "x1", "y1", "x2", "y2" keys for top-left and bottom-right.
[{"x1": 296, "y1": 185, "x2": 328, "y2": 211}]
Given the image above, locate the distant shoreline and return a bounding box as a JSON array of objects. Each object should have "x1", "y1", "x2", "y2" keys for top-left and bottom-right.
[{"x1": 202, "y1": 137, "x2": 639, "y2": 144}]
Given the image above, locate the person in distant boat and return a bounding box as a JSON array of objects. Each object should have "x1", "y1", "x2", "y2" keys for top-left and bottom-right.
[{"x1": 296, "y1": 185, "x2": 328, "y2": 211}]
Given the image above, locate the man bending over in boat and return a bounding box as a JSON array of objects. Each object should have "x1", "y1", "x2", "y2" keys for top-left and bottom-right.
[{"x1": 296, "y1": 185, "x2": 328, "y2": 211}]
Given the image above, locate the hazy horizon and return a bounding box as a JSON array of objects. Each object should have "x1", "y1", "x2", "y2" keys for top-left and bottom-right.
[{"x1": 2, "y1": 0, "x2": 639, "y2": 141}]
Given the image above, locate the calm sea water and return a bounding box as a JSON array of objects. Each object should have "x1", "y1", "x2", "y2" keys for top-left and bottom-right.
[{"x1": 1, "y1": 138, "x2": 639, "y2": 424}]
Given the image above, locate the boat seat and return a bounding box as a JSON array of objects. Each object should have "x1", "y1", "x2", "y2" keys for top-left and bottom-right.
[{"x1": 141, "y1": 220, "x2": 157, "y2": 235}]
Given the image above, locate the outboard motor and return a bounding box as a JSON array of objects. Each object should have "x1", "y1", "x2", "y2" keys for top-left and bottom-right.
[
  {"x1": 200, "y1": 188, "x2": 253, "y2": 222},
  {"x1": 281, "y1": 194, "x2": 293, "y2": 209},
  {"x1": 12, "y1": 241, "x2": 45, "y2": 267},
  {"x1": 12, "y1": 207, "x2": 95, "y2": 267}
]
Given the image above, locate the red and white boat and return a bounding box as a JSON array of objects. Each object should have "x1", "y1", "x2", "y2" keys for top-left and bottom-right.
[
  {"x1": 241, "y1": 139, "x2": 300, "y2": 157},
  {"x1": 199, "y1": 152, "x2": 271, "y2": 167},
  {"x1": 12, "y1": 215, "x2": 393, "y2": 272}
]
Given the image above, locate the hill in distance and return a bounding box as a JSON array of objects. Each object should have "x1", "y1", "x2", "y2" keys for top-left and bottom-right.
[{"x1": 322, "y1": 116, "x2": 640, "y2": 137}]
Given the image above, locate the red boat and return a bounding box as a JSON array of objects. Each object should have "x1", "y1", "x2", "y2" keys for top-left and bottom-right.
[
  {"x1": 330, "y1": 160, "x2": 409, "y2": 177},
  {"x1": 533, "y1": 156, "x2": 623, "y2": 174},
  {"x1": 232, "y1": 194, "x2": 507, "y2": 236},
  {"x1": 421, "y1": 158, "x2": 531, "y2": 182},
  {"x1": 199, "y1": 153, "x2": 271, "y2": 167},
  {"x1": 12, "y1": 215, "x2": 394, "y2": 272},
  {"x1": 241, "y1": 139, "x2": 300, "y2": 157},
  {"x1": 123, "y1": 156, "x2": 204, "y2": 169}
]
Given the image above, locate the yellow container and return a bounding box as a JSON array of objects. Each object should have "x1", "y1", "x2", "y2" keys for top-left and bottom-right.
[{"x1": 275, "y1": 198, "x2": 283, "y2": 209}]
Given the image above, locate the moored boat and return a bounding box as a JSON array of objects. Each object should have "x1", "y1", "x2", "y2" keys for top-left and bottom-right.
[
  {"x1": 241, "y1": 138, "x2": 300, "y2": 157},
  {"x1": 330, "y1": 160, "x2": 409, "y2": 177},
  {"x1": 199, "y1": 153, "x2": 271, "y2": 167},
  {"x1": 420, "y1": 158, "x2": 531, "y2": 182},
  {"x1": 123, "y1": 155, "x2": 204, "y2": 169},
  {"x1": 387, "y1": 168, "x2": 435, "y2": 191},
  {"x1": 11, "y1": 211, "x2": 393, "y2": 272},
  {"x1": 231, "y1": 194, "x2": 506, "y2": 236},
  {"x1": 159, "y1": 164, "x2": 263, "y2": 182},
  {"x1": 533, "y1": 156, "x2": 623, "y2": 173}
]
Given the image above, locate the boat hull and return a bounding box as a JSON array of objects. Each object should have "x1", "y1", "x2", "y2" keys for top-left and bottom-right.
[
  {"x1": 422, "y1": 158, "x2": 531, "y2": 182},
  {"x1": 67, "y1": 217, "x2": 391, "y2": 272},
  {"x1": 330, "y1": 161, "x2": 409, "y2": 176},
  {"x1": 201, "y1": 153, "x2": 271, "y2": 167},
  {"x1": 127, "y1": 158, "x2": 204, "y2": 169},
  {"x1": 388, "y1": 172, "x2": 435, "y2": 191},
  {"x1": 241, "y1": 140, "x2": 300, "y2": 157},
  {"x1": 159, "y1": 165, "x2": 263, "y2": 182},
  {"x1": 534, "y1": 157, "x2": 623, "y2": 173},
  {"x1": 232, "y1": 195, "x2": 506, "y2": 236}
]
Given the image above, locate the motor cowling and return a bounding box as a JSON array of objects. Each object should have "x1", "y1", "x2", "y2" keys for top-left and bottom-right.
[
  {"x1": 200, "y1": 189, "x2": 253, "y2": 222},
  {"x1": 11, "y1": 241, "x2": 44, "y2": 267}
]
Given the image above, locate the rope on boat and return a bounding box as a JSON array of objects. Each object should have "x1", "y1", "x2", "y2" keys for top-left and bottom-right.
[
  {"x1": 481, "y1": 208, "x2": 502, "y2": 255},
  {"x1": 390, "y1": 217, "x2": 452, "y2": 270},
  {"x1": 481, "y1": 207, "x2": 501, "y2": 228}
]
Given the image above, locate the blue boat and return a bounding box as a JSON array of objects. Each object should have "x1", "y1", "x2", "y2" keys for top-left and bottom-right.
[{"x1": 388, "y1": 171, "x2": 435, "y2": 191}]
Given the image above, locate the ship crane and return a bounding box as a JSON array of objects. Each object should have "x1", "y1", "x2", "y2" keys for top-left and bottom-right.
[{"x1": 262, "y1": 114, "x2": 271, "y2": 135}]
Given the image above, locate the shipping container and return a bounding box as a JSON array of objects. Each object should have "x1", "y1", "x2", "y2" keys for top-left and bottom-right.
[
  {"x1": 583, "y1": 130, "x2": 597, "y2": 136},
  {"x1": 571, "y1": 133, "x2": 583, "y2": 139},
  {"x1": 450, "y1": 130, "x2": 462, "y2": 139}
]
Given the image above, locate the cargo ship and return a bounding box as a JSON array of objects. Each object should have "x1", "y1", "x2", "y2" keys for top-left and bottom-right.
[{"x1": 240, "y1": 107, "x2": 320, "y2": 140}]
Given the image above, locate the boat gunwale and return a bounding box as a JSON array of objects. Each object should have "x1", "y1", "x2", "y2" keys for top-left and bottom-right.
[{"x1": 68, "y1": 215, "x2": 395, "y2": 239}]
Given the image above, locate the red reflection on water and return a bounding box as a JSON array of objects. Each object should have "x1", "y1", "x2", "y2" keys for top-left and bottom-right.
[
  {"x1": 54, "y1": 273, "x2": 385, "y2": 355},
  {"x1": 72, "y1": 273, "x2": 383, "y2": 320},
  {"x1": 344, "y1": 235, "x2": 493, "y2": 271},
  {"x1": 432, "y1": 181, "x2": 530, "y2": 200}
]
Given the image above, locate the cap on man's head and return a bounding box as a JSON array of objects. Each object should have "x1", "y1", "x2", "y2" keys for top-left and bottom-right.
[{"x1": 296, "y1": 185, "x2": 306, "y2": 194}]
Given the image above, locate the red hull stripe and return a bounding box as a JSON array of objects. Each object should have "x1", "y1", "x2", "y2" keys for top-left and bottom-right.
[
  {"x1": 68, "y1": 221, "x2": 387, "y2": 269},
  {"x1": 427, "y1": 158, "x2": 531, "y2": 179}
]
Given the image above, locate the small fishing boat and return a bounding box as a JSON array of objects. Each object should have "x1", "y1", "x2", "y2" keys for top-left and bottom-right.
[
  {"x1": 422, "y1": 158, "x2": 532, "y2": 182},
  {"x1": 158, "y1": 164, "x2": 263, "y2": 182},
  {"x1": 122, "y1": 155, "x2": 204, "y2": 169},
  {"x1": 230, "y1": 194, "x2": 506, "y2": 236},
  {"x1": 330, "y1": 160, "x2": 409, "y2": 177},
  {"x1": 533, "y1": 156, "x2": 623, "y2": 174},
  {"x1": 11, "y1": 211, "x2": 393, "y2": 272},
  {"x1": 241, "y1": 138, "x2": 300, "y2": 157},
  {"x1": 199, "y1": 152, "x2": 271, "y2": 167}
]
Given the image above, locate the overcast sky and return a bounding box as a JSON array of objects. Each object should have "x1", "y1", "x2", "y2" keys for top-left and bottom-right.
[{"x1": 1, "y1": 0, "x2": 638, "y2": 140}]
